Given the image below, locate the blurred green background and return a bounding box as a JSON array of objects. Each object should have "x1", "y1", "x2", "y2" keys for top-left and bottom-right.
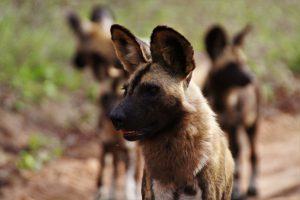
[
  {"x1": 0, "y1": 0, "x2": 299, "y2": 107},
  {"x1": 0, "y1": 1, "x2": 300, "y2": 199}
]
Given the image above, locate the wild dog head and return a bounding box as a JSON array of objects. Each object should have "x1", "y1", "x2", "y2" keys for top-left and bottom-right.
[
  {"x1": 204, "y1": 24, "x2": 253, "y2": 92},
  {"x1": 67, "y1": 5, "x2": 123, "y2": 81},
  {"x1": 109, "y1": 25, "x2": 196, "y2": 141}
]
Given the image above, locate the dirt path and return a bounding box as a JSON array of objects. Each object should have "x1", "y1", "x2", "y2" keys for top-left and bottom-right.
[
  {"x1": 254, "y1": 113, "x2": 300, "y2": 199},
  {"x1": 0, "y1": 112, "x2": 299, "y2": 200}
]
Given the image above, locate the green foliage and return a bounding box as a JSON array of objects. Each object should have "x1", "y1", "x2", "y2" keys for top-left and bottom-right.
[
  {"x1": 17, "y1": 134, "x2": 63, "y2": 171},
  {"x1": 17, "y1": 151, "x2": 37, "y2": 170},
  {"x1": 0, "y1": 0, "x2": 299, "y2": 104},
  {"x1": 289, "y1": 58, "x2": 300, "y2": 74},
  {"x1": 0, "y1": 1, "x2": 83, "y2": 106}
]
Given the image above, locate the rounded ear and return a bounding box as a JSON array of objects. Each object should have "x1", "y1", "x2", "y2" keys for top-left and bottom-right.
[
  {"x1": 111, "y1": 24, "x2": 150, "y2": 73},
  {"x1": 150, "y1": 26, "x2": 195, "y2": 78},
  {"x1": 233, "y1": 24, "x2": 252, "y2": 47},
  {"x1": 205, "y1": 25, "x2": 228, "y2": 61},
  {"x1": 90, "y1": 5, "x2": 114, "y2": 23},
  {"x1": 66, "y1": 11, "x2": 83, "y2": 37}
]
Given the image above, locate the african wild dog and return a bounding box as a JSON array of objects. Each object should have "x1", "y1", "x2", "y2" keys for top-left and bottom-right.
[
  {"x1": 109, "y1": 24, "x2": 234, "y2": 200},
  {"x1": 203, "y1": 25, "x2": 260, "y2": 199},
  {"x1": 67, "y1": 6, "x2": 142, "y2": 199},
  {"x1": 67, "y1": 5, "x2": 125, "y2": 81}
]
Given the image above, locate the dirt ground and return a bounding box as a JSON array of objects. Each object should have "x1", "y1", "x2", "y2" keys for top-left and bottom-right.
[{"x1": 0, "y1": 106, "x2": 299, "y2": 200}]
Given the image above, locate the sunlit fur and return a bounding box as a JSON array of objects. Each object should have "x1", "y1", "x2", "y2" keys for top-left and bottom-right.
[{"x1": 110, "y1": 24, "x2": 234, "y2": 199}]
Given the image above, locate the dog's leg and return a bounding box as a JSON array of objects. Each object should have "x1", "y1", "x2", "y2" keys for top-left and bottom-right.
[
  {"x1": 227, "y1": 126, "x2": 243, "y2": 200},
  {"x1": 141, "y1": 169, "x2": 153, "y2": 200},
  {"x1": 97, "y1": 144, "x2": 106, "y2": 187},
  {"x1": 134, "y1": 145, "x2": 143, "y2": 198},
  {"x1": 245, "y1": 122, "x2": 258, "y2": 197},
  {"x1": 110, "y1": 150, "x2": 119, "y2": 199},
  {"x1": 95, "y1": 144, "x2": 106, "y2": 200},
  {"x1": 125, "y1": 147, "x2": 138, "y2": 200}
]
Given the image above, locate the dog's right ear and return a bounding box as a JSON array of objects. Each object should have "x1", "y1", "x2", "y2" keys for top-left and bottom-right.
[
  {"x1": 233, "y1": 24, "x2": 252, "y2": 47},
  {"x1": 67, "y1": 11, "x2": 83, "y2": 38},
  {"x1": 111, "y1": 24, "x2": 150, "y2": 73},
  {"x1": 205, "y1": 25, "x2": 228, "y2": 61},
  {"x1": 150, "y1": 26, "x2": 195, "y2": 79},
  {"x1": 90, "y1": 5, "x2": 114, "y2": 23}
]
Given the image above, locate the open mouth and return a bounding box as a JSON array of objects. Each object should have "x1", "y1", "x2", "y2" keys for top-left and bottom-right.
[{"x1": 120, "y1": 130, "x2": 145, "y2": 141}]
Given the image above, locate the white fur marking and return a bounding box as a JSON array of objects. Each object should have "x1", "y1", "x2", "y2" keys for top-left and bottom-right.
[
  {"x1": 193, "y1": 157, "x2": 208, "y2": 176},
  {"x1": 125, "y1": 144, "x2": 138, "y2": 200}
]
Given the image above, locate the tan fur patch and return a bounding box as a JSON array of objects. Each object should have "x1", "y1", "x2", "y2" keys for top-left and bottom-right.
[{"x1": 140, "y1": 82, "x2": 226, "y2": 186}]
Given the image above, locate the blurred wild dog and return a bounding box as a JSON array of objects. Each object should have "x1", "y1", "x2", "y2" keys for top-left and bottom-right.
[
  {"x1": 67, "y1": 5, "x2": 125, "y2": 81},
  {"x1": 203, "y1": 25, "x2": 260, "y2": 199},
  {"x1": 96, "y1": 77, "x2": 143, "y2": 199},
  {"x1": 67, "y1": 6, "x2": 142, "y2": 199},
  {"x1": 109, "y1": 24, "x2": 234, "y2": 199}
]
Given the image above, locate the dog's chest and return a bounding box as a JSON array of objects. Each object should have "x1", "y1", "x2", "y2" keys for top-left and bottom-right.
[
  {"x1": 142, "y1": 135, "x2": 205, "y2": 185},
  {"x1": 152, "y1": 180, "x2": 202, "y2": 200}
]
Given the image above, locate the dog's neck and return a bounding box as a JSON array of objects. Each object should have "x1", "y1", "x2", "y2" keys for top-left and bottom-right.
[{"x1": 140, "y1": 83, "x2": 219, "y2": 186}]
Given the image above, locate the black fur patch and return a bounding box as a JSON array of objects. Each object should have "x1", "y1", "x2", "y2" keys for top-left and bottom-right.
[
  {"x1": 209, "y1": 62, "x2": 252, "y2": 93},
  {"x1": 73, "y1": 52, "x2": 86, "y2": 69},
  {"x1": 114, "y1": 58, "x2": 124, "y2": 69},
  {"x1": 173, "y1": 190, "x2": 180, "y2": 200},
  {"x1": 196, "y1": 167, "x2": 208, "y2": 200},
  {"x1": 110, "y1": 87, "x2": 185, "y2": 140},
  {"x1": 183, "y1": 185, "x2": 197, "y2": 196}
]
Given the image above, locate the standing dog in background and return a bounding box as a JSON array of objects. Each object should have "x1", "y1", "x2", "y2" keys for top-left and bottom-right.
[
  {"x1": 203, "y1": 24, "x2": 260, "y2": 199},
  {"x1": 67, "y1": 6, "x2": 142, "y2": 199},
  {"x1": 67, "y1": 5, "x2": 125, "y2": 81},
  {"x1": 109, "y1": 24, "x2": 234, "y2": 200}
]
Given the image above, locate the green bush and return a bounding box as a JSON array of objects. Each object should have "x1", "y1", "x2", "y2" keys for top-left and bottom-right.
[
  {"x1": 0, "y1": 1, "x2": 83, "y2": 106},
  {"x1": 17, "y1": 134, "x2": 63, "y2": 171}
]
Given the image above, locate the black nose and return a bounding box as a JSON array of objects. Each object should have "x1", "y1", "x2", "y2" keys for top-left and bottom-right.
[
  {"x1": 242, "y1": 73, "x2": 252, "y2": 86},
  {"x1": 109, "y1": 109, "x2": 126, "y2": 130}
]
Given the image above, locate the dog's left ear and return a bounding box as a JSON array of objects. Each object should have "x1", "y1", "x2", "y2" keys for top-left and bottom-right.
[
  {"x1": 150, "y1": 26, "x2": 195, "y2": 79},
  {"x1": 111, "y1": 24, "x2": 151, "y2": 73},
  {"x1": 67, "y1": 11, "x2": 83, "y2": 38},
  {"x1": 233, "y1": 24, "x2": 252, "y2": 47},
  {"x1": 205, "y1": 25, "x2": 228, "y2": 61}
]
